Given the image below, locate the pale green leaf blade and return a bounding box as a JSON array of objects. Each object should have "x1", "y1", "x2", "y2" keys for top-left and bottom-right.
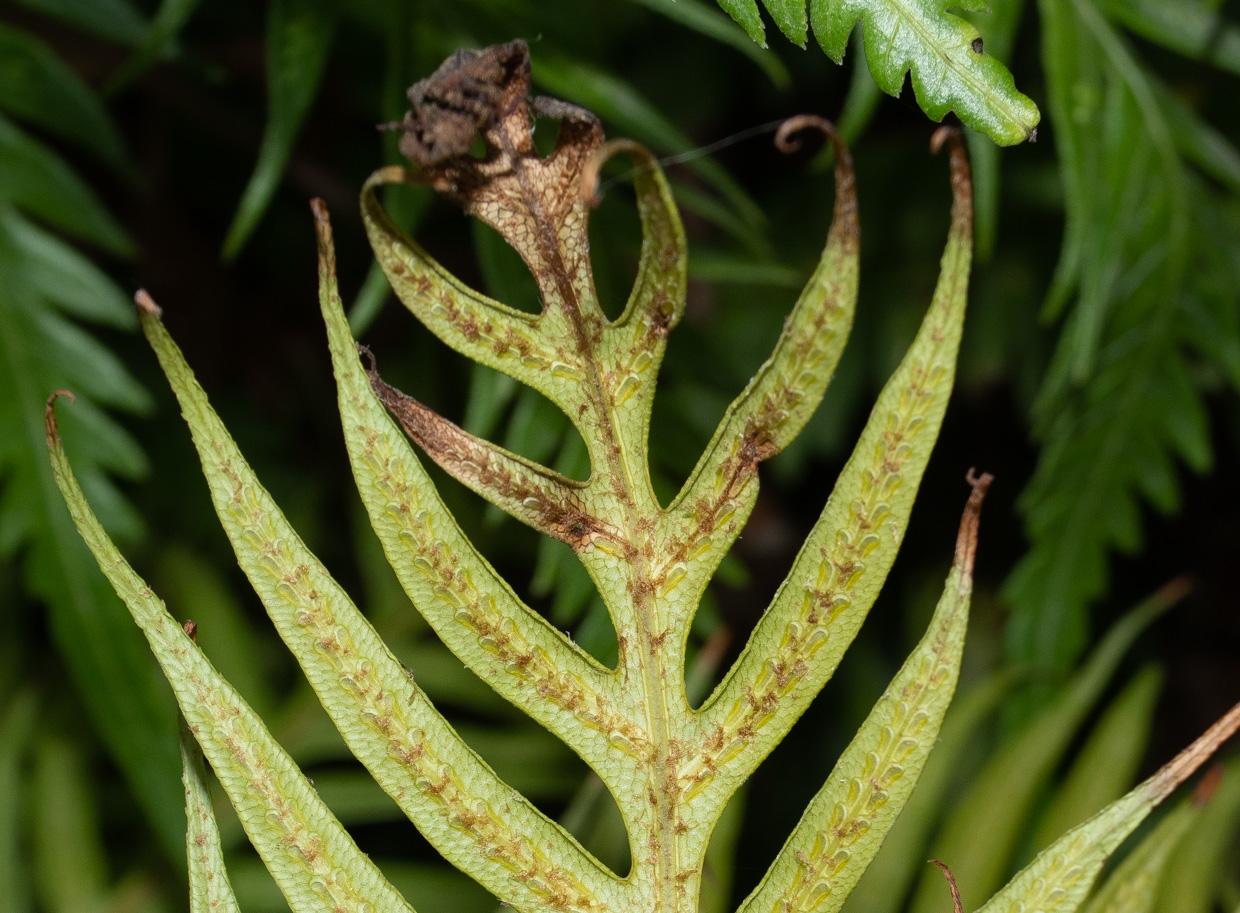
[
  {"x1": 1082, "y1": 797, "x2": 1198, "y2": 913},
  {"x1": 318, "y1": 204, "x2": 639, "y2": 797},
  {"x1": 361, "y1": 172, "x2": 575, "y2": 413},
  {"x1": 839, "y1": 672, "x2": 1011, "y2": 913},
  {"x1": 180, "y1": 714, "x2": 241, "y2": 913},
  {"x1": 911, "y1": 585, "x2": 1179, "y2": 913},
  {"x1": 47, "y1": 413, "x2": 418, "y2": 913},
  {"x1": 599, "y1": 141, "x2": 687, "y2": 497},
  {"x1": 0, "y1": 23, "x2": 127, "y2": 170},
  {"x1": 737, "y1": 475, "x2": 987, "y2": 913},
  {"x1": 1035, "y1": 664, "x2": 1163, "y2": 849},
  {"x1": 807, "y1": 0, "x2": 1040, "y2": 144},
  {"x1": 975, "y1": 701, "x2": 1240, "y2": 913},
  {"x1": 137, "y1": 291, "x2": 618, "y2": 912},
  {"x1": 1155, "y1": 758, "x2": 1240, "y2": 913},
  {"x1": 665, "y1": 123, "x2": 859, "y2": 635},
  {"x1": 697, "y1": 132, "x2": 972, "y2": 813},
  {"x1": 222, "y1": 0, "x2": 336, "y2": 259}
]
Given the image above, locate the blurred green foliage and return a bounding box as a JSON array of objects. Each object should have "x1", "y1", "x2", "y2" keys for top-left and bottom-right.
[{"x1": 0, "y1": 0, "x2": 1237, "y2": 911}]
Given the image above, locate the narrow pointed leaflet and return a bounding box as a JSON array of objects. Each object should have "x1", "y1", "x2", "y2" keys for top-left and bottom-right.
[
  {"x1": 48, "y1": 395, "x2": 417, "y2": 913},
  {"x1": 696, "y1": 127, "x2": 974, "y2": 818},
  {"x1": 318, "y1": 203, "x2": 643, "y2": 800},
  {"x1": 178, "y1": 624, "x2": 242, "y2": 913},
  {"x1": 737, "y1": 471, "x2": 990, "y2": 913},
  {"x1": 976, "y1": 702, "x2": 1240, "y2": 913},
  {"x1": 662, "y1": 116, "x2": 859, "y2": 644}
]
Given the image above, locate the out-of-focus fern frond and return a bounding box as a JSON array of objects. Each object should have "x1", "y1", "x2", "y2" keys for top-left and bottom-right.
[
  {"x1": 221, "y1": 0, "x2": 337, "y2": 260},
  {"x1": 0, "y1": 23, "x2": 128, "y2": 171},
  {"x1": 0, "y1": 31, "x2": 181, "y2": 855},
  {"x1": 1005, "y1": 0, "x2": 1240, "y2": 674},
  {"x1": 7, "y1": 0, "x2": 149, "y2": 46}
]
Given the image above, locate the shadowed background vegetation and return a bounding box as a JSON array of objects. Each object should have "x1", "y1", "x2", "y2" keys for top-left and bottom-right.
[{"x1": 1, "y1": 1, "x2": 1238, "y2": 912}]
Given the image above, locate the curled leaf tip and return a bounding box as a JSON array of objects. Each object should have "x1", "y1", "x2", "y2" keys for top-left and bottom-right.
[
  {"x1": 774, "y1": 114, "x2": 839, "y2": 155},
  {"x1": 44, "y1": 390, "x2": 76, "y2": 445},
  {"x1": 929, "y1": 860, "x2": 964, "y2": 913},
  {"x1": 134, "y1": 288, "x2": 162, "y2": 318},
  {"x1": 776, "y1": 115, "x2": 858, "y2": 244},
  {"x1": 183, "y1": 619, "x2": 198, "y2": 642},
  {"x1": 310, "y1": 197, "x2": 329, "y2": 223},
  {"x1": 955, "y1": 469, "x2": 993, "y2": 574}
]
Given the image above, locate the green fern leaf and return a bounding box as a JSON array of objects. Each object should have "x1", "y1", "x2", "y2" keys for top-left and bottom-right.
[
  {"x1": 49, "y1": 39, "x2": 1239, "y2": 913},
  {"x1": 976, "y1": 703, "x2": 1240, "y2": 913},
  {"x1": 180, "y1": 697, "x2": 242, "y2": 913},
  {"x1": 710, "y1": 0, "x2": 1041, "y2": 144},
  {"x1": 0, "y1": 88, "x2": 179, "y2": 852},
  {"x1": 1006, "y1": 1, "x2": 1235, "y2": 673}
]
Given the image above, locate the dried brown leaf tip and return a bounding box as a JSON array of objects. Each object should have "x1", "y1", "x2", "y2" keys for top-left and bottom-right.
[{"x1": 930, "y1": 860, "x2": 964, "y2": 913}]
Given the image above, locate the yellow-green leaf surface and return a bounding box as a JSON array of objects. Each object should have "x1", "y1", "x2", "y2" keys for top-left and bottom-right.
[
  {"x1": 976, "y1": 701, "x2": 1240, "y2": 913},
  {"x1": 48, "y1": 401, "x2": 416, "y2": 913},
  {"x1": 737, "y1": 473, "x2": 988, "y2": 913},
  {"x1": 665, "y1": 119, "x2": 858, "y2": 635},
  {"x1": 180, "y1": 714, "x2": 241, "y2": 913},
  {"x1": 1155, "y1": 757, "x2": 1240, "y2": 913},
  {"x1": 49, "y1": 42, "x2": 1021, "y2": 913},
  {"x1": 1082, "y1": 796, "x2": 1198, "y2": 913},
  {"x1": 696, "y1": 130, "x2": 973, "y2": 816},
  {"x1": 710, "y1": 0, "x2": 1040, "y2": 144},
  {"x1": 136, "y1": 294, "x2": 617, "y2": 913},
  {"x1": 318, "y1": 205, "x2": 637, "y2": 801},
  {"x1": 362, "y1": 170, "x2": 559, "y2": 394},
  {"x1": 839, "y1": 672, "x2": 1012, "y2": 913},
  {"x1": 910, "y1": 582, "x2": 1183, "y2": 913}
]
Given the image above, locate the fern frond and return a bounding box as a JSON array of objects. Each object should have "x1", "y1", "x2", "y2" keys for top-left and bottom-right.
[
  {"x1": 1006, "y1": 2, "x2": 1233, "y2": 673},
  {"x1": 137, "y1": 289, "x2": 619, "y2": 912},
  {"x1": 47, "y1": 38, "x2": 1240, "y2": 913},
  {"x1": 0, "y1": 95, "x2": 180, "y2": 852},
  {"x1": 710, "y1": 0, "x2": 1041, "y2": 144},
  {"x1": 48, "y1": 403, "x2": 419, "y2": 913},
  {"x1": 695, "y1": 129, "x2": 972, "y2": 814}
]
